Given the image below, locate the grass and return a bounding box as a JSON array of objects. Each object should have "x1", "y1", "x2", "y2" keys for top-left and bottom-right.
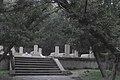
[
  {"x1": 0, "y1": 70, "x2": 13, "y2": 80},
  {"x1": 73, "y1": 70, "x2": 120, "y2": 80}
]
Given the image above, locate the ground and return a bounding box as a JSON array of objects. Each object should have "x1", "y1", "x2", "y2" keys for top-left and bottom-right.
[
  {"x1": 0, "y1": 70, "x2": 13, "y2": 80},
  {"x1": 0, "y1": 69, "x2": 120, "y2": 80},
  {"x1": 69, "y1": 69, "x2": 120, "y2": 80},
  {"x1": 14, "y1": 76, "x2": 74, "y2": 80}
]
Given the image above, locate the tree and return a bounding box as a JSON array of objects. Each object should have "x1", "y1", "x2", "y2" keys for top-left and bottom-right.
[
  {"x1": 0, "y1": 1, "x2": 120, "y2": 79},
  {"x1": 53, "y1": 0, "x2": 120, "y2": 80},
  {"x1": 0, "y1": 0, "x2": 57, "y2": 59},
  {"x1": 0, "y1": 0, "x2": 71, "y2": 55}
]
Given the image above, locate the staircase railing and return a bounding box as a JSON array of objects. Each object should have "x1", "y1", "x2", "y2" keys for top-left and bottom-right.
[
  {"x1": 53, "y1": 58, "x2": 65, "y2": 71},
  {"x1": 9, "y1": 51, "x2": 15, "y2": 75},
  {"x1": 53, "y1": 58, "x2": 72, "y2": 75}
]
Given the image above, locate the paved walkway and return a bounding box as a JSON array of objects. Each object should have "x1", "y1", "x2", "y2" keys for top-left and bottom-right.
[{"x1": 14, "y1": 76, "x2": 75, "y2": 80}]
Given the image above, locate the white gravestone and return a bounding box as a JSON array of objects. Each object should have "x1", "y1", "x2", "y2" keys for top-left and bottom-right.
[
  {"x1": 80, "y1": 47, "x2": 95, "y2": 58},
  {"x1": 32, "y1": 45, "x2": 41, "y2": 56},
  {"x1": 74, "y1": 50, "x2": 78, "y2": 57},
  {"x1": 88, "y1": 47, "x2": 95, "y2": 58},
  {"x1": 38, "y1": 48, "x2": 45, "y2": 58},
  {"x1": 0, "y1": 45, "x2": 3, "y2": 50},
  {"x1": 55, "y1": 46, "x2": 59, "y2": 57},
  {"x1": 11, "y1": 47, "x2": 16, "y2": 55},
  {"x1": 0, "y1": 45, "x2": 4, "y2": 54},
  {"x1": 34, "y1": 45, "x2": 38, "y2": 54},
  {"x1": 65, "y1": 44, "x2": 70, "y2": 57},
  {"x1": 19, "y1": 47, "x2": 23, "y2": 54}
]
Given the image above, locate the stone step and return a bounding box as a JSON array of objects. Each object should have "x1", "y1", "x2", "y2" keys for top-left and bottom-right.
[
  {"x1": 14, "y1": 73, "x2": 64, "y2": 76},
  {"x1": 15, "y1": 68, "x2": 60, "y2": 70},
  {"x1": 11, "y1": 57, "x2": 66, "y2": 76},
  {"x1": 15, "y1": 65, "x2": 58, "y2": 68},
  {"x1": 15, "y1": 57, "x2": 52, "y2": 61},
  {"x1": 15, "y1": 60, "x2": 54, "y2": 63},
  {"x1": 15, "y1": 59, "x2": 53, "y2": 61},
  {"x1": 15, "y1": 57, "x2": 51, "y2": 59},
  {"x1": 15, "y1": 70, "x2": 61, "y2": 73},
  {"x1": 15, "y1": 63, "x2": 57, "y2": 66}
]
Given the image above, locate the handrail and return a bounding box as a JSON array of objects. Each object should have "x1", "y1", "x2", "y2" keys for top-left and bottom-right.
[
  {"x1": 53, "y1": 58, "x2": 65, "y2": 71},
  {"x1": 9, "y1": 51, "x2": 15, "y2": 71}
]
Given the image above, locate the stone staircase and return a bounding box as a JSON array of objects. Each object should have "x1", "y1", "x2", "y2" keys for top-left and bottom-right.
[{"x1": 10, "y1": 57, "x2": 68, "y2": 76}]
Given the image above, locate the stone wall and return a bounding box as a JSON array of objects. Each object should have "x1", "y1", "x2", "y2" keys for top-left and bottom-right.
[
  {"x1": 58, "y1": 57, "x2": 107, "y2": 69},
  {"x1": 0, "y1": 56, "x2": 120, "y2": 70}
]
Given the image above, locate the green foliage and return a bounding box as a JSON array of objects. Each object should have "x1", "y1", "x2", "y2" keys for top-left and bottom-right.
[
  {"x1": 0, "y1": 0, "x2": 54, "y2": 47},
  {"x1": 56, "y1": 0, "x2": 120, "y2": 52},
  {"x1": 0, "y1": 0, "x2": 71, "y2": 54},
  {"x1": 0, "y1": 0, "x2": 120, "y2": 54},
  {"x1": 0, "y1": 70, "x2": 13, "y2": 80},
  {"x1": 73, "y1": 70, "x2": 120, "y2": 80}
]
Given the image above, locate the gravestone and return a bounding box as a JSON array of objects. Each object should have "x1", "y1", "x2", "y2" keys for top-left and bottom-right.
[
  {"x1": 38, "y1": 48, "x2": 43, "y2": 57},
  {"x1": 65, "y1": 44, "x2": 70, "y2": 57},
  {"x1": 11, "y1": 47, "x2": 16, "y2": 55},
  {"x1": 0, "y1": 45, "x2": 4, "y2": 54},
  {"x1": 0, "y1": 45, "x2": 3, "y2": 50},
  {"x1": 19, "y1": 47, "x2": 23, "y2": 54},
  {"x1": 32, "y1": 45, "x2": 40, "y2": 56},
  {"x1": 34, "y1": 45, "x2": 38, "y2": 54},
  {"x1": 55, "y1": 46, "x2": 59, "y2": 57},
  {"x1": 74, "y1": 50, "x2": 78, "y2": 57},
  {"x1": 38, "y1": 48, "x2": 42, "y2": 55}
]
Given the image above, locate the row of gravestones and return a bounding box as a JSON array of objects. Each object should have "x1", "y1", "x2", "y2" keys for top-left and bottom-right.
[{"x1": 0, "y1": 44, "x2": 79, "y2": 58}]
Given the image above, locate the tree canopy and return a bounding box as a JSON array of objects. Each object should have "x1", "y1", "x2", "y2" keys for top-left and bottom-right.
[{"x1": 0, "y1": 0, "x2": 120, "y2": 79}]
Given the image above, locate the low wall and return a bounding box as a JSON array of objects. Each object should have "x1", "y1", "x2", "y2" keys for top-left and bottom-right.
[
  {"x1": 58, "y1": 57, "x2": 107, "y2": 69},
  {"x1": 0, "y1": 55, "x2": 9, "y2": 70},
  {"x1": 0, "y1": 56, "x2": 120, "y2": 70}
]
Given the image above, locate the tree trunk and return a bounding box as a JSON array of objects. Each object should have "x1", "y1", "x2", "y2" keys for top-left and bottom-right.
[
  {"x1": 0, "y1": 41, "x2": 16, "y2": 62},
  {"x1": 0, "y1": 0, "x2": 3, "y2": 12},
  {"x1": 94, "y1": 52, "x2": 106, "y2": 77},
  {"x1": 111, "y1": 56, "x2": 119, "y2": 80}
]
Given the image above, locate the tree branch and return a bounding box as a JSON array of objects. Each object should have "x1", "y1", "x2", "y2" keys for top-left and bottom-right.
[
  {"x1": 0, "y1": 40, "x2": 16, "y2": 62},
  {"x1": 84, "y1": 0, "x2": 88, "y2": 13}
]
